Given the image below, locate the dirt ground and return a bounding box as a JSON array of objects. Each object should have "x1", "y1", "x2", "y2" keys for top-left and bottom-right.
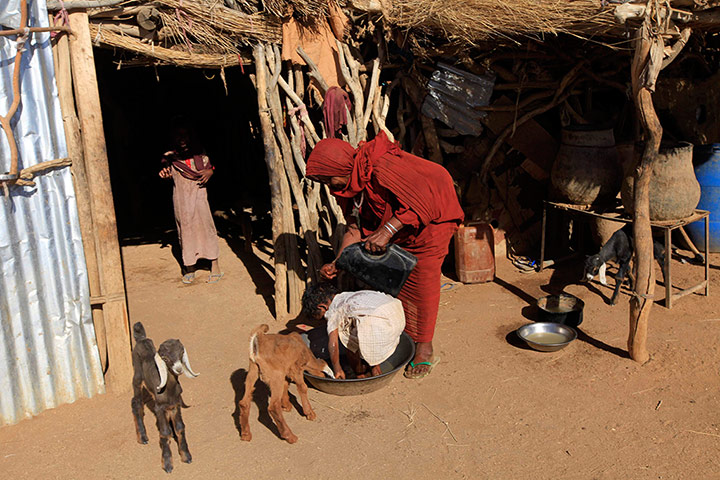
[{"x1": 2, "y1": 236, "x2": 720, "y2": 479}]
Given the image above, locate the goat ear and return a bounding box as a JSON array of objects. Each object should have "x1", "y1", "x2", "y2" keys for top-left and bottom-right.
[
  {"x1": 181, "y1": 348, "x2": 199, "y2": 378},
  {"x1": 155, "y1": 353, "x2": 168, "y2": 392}
]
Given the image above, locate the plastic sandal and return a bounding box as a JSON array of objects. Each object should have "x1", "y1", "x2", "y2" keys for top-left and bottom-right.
[
  {"x1": 207, "y1": 272, "x2": 224, "y2": 284},
  {"x1": 404, "y1": 356, "x2": 440, "y2": 379}
]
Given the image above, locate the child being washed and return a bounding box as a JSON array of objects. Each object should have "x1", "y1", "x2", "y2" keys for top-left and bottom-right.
[{"x1": 302, "y1": 283, "x2": 406, "y2": 379}]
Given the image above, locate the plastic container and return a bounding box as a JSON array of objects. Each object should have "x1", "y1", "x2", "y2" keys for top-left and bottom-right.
[
  {"x1": 454, "y1": 222, "x2": 495, "y2": 283},
  {"x1": 687, "y1": 144, "x2": 720, "y2": 252},
  {"x1": 335, "y1": 243, "x2": 418, "y2": 297}
]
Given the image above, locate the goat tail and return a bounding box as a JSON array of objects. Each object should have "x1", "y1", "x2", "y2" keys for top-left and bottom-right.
[
  {"x1": 248, "y1": 324, "x2": 269, "y2": 363},
  {"x1": 133, "y1": 322, "x2": 146, "y2": 342}
]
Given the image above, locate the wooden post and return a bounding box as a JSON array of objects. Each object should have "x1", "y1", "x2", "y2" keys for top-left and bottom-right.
[
  {"x1": 52, "y1": 28, "x2": 108, "y2": 372},
  {"x1": 627, "y1": 15, "x2": 690, "y2": 362},
  {"x1": 68, "y1": 11, "x2": 132, "y2": 391},
  {"x1": 253, "y1": 44, "x2": 288, "y2": 318},
  {"x1": 628, "y1": 22, "x2": 661, "y2": 364}
]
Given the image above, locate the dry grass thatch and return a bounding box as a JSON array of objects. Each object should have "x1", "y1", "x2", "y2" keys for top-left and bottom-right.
[
  {"x1": 157, "y1": 0, "x2": 282, "y2": 45},
  {"x1": 89, "y1": 24, "x2": 253, "y2": 68},
  {"x1": 387, "y1": 0, "x2": 618, "y2": 46}
]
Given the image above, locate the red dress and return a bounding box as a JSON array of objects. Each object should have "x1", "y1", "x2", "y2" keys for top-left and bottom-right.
[{"x1": 307, "y1": 133, "x2": 464, "y2": 343}]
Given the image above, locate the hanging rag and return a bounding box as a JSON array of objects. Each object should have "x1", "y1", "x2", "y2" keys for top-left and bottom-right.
[{"x1": 322, "y1": 86, "x2": 352, "y2": 139}]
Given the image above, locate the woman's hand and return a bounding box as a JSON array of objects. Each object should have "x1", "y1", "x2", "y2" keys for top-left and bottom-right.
[
  {"x1": 197, "y1": 169, "x2": 213, "y2": 186},
  {"x1": 159, "y1": 166, "x2": 172, "y2": 179},
  {"x1": 319, "y1": 262, "x2": 338, "y2": 280},
  {"x1": 364, "y1": 227, "x2": 392, "y2": 254}
]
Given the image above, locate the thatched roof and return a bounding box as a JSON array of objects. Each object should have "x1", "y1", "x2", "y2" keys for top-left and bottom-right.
[
  {"x1": 386, "y1": 0, "x2": 617, "y2": 47},
  {"x1": 78, "y1": 0, "x2": 720, "y2": 68}
]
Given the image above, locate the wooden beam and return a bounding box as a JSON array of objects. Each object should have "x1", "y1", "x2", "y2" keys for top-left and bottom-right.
[
  {"x1": 68, "y1": 11, "x2": 132, "y2": 391},
  {"x1": 53, "y1": 27, "x2": 108, "y2": 372},
  {"x1": 47, "y1": 0, "x2": 124, "y2": 11}
]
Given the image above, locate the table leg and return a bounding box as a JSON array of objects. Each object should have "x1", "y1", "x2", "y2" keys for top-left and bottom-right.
[
  {"x1": 540, "y1": 203, "x2": 547, "y2": 272},
  {"x1": 665, "y1": 227, "x2": 672, "y2": 309},
  {"x1": 705, "y1": 214, "x2": 710, "y2": 297}
]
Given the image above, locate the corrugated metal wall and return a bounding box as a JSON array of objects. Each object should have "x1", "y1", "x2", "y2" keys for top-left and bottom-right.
[{"x1": 0, "y1": 0, "x2": 105, "y2": 426}]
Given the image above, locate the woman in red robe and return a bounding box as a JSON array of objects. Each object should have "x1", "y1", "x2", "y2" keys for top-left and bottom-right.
[{"x1": 306, "y1": 132, "x2": 464, "y2": 379}]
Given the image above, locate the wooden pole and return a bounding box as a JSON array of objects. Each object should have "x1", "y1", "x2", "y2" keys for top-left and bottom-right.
[
  {"x1": 52, "y1": 28, "x2": 108, "y2": 372},
  {"x1": 628, "y1": 21, "x2": 662, "y2": 364},
  {"x1": 264, "y1": 46, "x2": 304, "y2": 316},
  {"x1": 627, "y1": 14, "x2": 690, "y2": 362},
  {"x1": 253, "y1": 44, "x2": 288, "y2": 318},
  {"x1": 68, "y1": 11, "x2": 132, "y2": 391}
]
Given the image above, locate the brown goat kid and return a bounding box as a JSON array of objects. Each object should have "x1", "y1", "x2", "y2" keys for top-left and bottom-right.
[
  {"x1": 131, "y1": 322, "x2": 199, "y2": 473},
  {"x1": 238, "y1": 324, "x2": 334, "y2": 444}
]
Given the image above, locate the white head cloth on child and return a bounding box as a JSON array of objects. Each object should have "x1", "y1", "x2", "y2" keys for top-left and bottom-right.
[{"x1": 325, "y1": 290, "x2": 406, "y2": 366}]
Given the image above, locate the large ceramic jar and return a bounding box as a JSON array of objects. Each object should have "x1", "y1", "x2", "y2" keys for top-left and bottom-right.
[
  {"x1": 621, "y1": 142, "x2": 701, "y2": 221},
  {"x1": 550, "y1": 126, "x2": 622, "y2": 206}
]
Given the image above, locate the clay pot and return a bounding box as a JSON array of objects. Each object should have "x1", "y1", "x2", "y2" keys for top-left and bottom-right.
[
  {"x1": 550, "y1": 126, "x2": 622, "y2": 206},
  {"x1": 621, "y1": 142, "x2": 701, "y2": 221}
]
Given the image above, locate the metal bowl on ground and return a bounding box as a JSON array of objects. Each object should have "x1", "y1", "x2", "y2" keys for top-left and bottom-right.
[
  {"x1": 516, "y1": 322, "x2": 577, "y2": 352},
  {"x1": 301, "y1": 329, "x2": 415, "y2": 396},
  {"x1": 537, "y1": 293, "x2": 584, "y2": 327}
]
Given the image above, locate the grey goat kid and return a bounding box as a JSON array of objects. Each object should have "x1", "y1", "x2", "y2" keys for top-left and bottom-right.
[{"x1": 131, "y1": 322, "x2": 199, "y2": 473}]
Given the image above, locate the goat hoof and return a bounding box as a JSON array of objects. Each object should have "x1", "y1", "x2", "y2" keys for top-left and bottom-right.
[
  {"x1": 181, "y1": 453, "x2": 192, "y2": 464},
  {"x1": 281, "y1": 404, "x2": 292, "y2": 412},
  {"x1": 163, "y1": 463, "x2": 173, "y2": 474},
  {"x1": 139, "y1": 438, "x2": 148, "y2": 445},
  {"x1": 284, "y1": 433, "x2": 298, "y2": 444},
  {"x1": 240, "y1": 432, "x2": 252, "y2": 442},
  {"x1": 305, "y1": 412, "x2": 316, "y2": 421}
]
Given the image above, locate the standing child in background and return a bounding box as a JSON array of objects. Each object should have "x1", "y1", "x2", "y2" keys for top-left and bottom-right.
[
  {"x1": 302, "y1": 283, "x2": 406, "y2": 379},
  {"x1": 159, "y1": 120, "x2": 223, "y2": 284}
]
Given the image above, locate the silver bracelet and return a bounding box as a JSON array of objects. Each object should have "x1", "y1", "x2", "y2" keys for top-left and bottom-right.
[
  {"x1": 384, "y1": 224, "x2": 395, "y2": 236},
  {"x1": 385, "y1": 222, "x2": 398, "y2": 234}
]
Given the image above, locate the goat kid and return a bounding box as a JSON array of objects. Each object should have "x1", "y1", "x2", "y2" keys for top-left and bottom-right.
[
  {"x1": 238, "y1": 324, "x2": 334, "y2": 444},
  {"x1": 584, "y1": 224, "x2": 666, "y2": 305},
  {"x1": 131, "y1": 322, "x2": 199, "y2": 473}
]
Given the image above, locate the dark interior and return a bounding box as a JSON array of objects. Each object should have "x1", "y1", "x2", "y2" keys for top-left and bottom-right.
[{"x1": 94, "y1": 49, "x2": 270, "y2": 244}]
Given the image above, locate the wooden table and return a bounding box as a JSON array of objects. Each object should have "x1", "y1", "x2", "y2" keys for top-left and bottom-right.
[{"x1": 539, "y1": 201, "x2": 710, "y2": 309}]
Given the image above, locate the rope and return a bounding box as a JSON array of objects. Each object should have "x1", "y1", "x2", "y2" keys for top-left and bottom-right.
[
  {"x1": 93, "y1": 23, "x2": 104, "y2": 45},
  {"x1": 51, "y1": 0, "x2": 69, "y2": 39},
  {"x1": 16, "y1": 27, "x2": 30, "y2": 54},
  {"x1": 632, "y1": 291, "x2": 655, "y2": 301}
]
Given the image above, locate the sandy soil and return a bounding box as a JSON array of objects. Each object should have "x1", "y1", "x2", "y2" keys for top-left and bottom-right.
[{"x1": 1, "y1": 236, "x2": 720, "y2": 480}]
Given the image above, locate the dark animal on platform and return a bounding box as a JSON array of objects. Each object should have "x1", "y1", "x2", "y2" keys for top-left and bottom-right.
[
  {"x1": 131, "y1": 322, "x2": 199, "y2": 473},
  {"x1": 584, "y1": 224, "x2": 666, "y2": 305},
  {"x1": 238, "y1": 324, "x2": 334, "y2": 444}
]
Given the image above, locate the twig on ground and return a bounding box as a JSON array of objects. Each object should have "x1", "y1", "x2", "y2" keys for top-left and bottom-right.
[
  {"x1": 309, "y1": 396, "x2": 348, "y2": 415},
  {"x1": 655, "y1": 400, "x2": 662, "y2": 410},
  {"x1": 349, "y1": 430, "x2": 371, "y2": 446},
  {"x1": 422, "y1": 403, "x2": 458, "y2": 443},
  {"x1": 686, "y1": 430, "x2": 720, "y2": 438},
  {"x1": 632, "y1": 387, "x2": 654, "y2": 396},
  {"x1": 401, "y1": 403, "x2": 418, "y2": 427}
]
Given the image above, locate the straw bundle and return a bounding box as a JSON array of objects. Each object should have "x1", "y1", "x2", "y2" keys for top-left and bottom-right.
[
  {"x1": 387, "y1": 0, "x2": 617, "y2": 45},
  {"x1": 157, "y1": 0, "x2": 282, "y2": 44},
  {"x1": 158, "y1": 9, "x2": 241, "y2": 54},
  {"x1": 89, "y1": 24, "x2": 253, "y2": 68}
]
